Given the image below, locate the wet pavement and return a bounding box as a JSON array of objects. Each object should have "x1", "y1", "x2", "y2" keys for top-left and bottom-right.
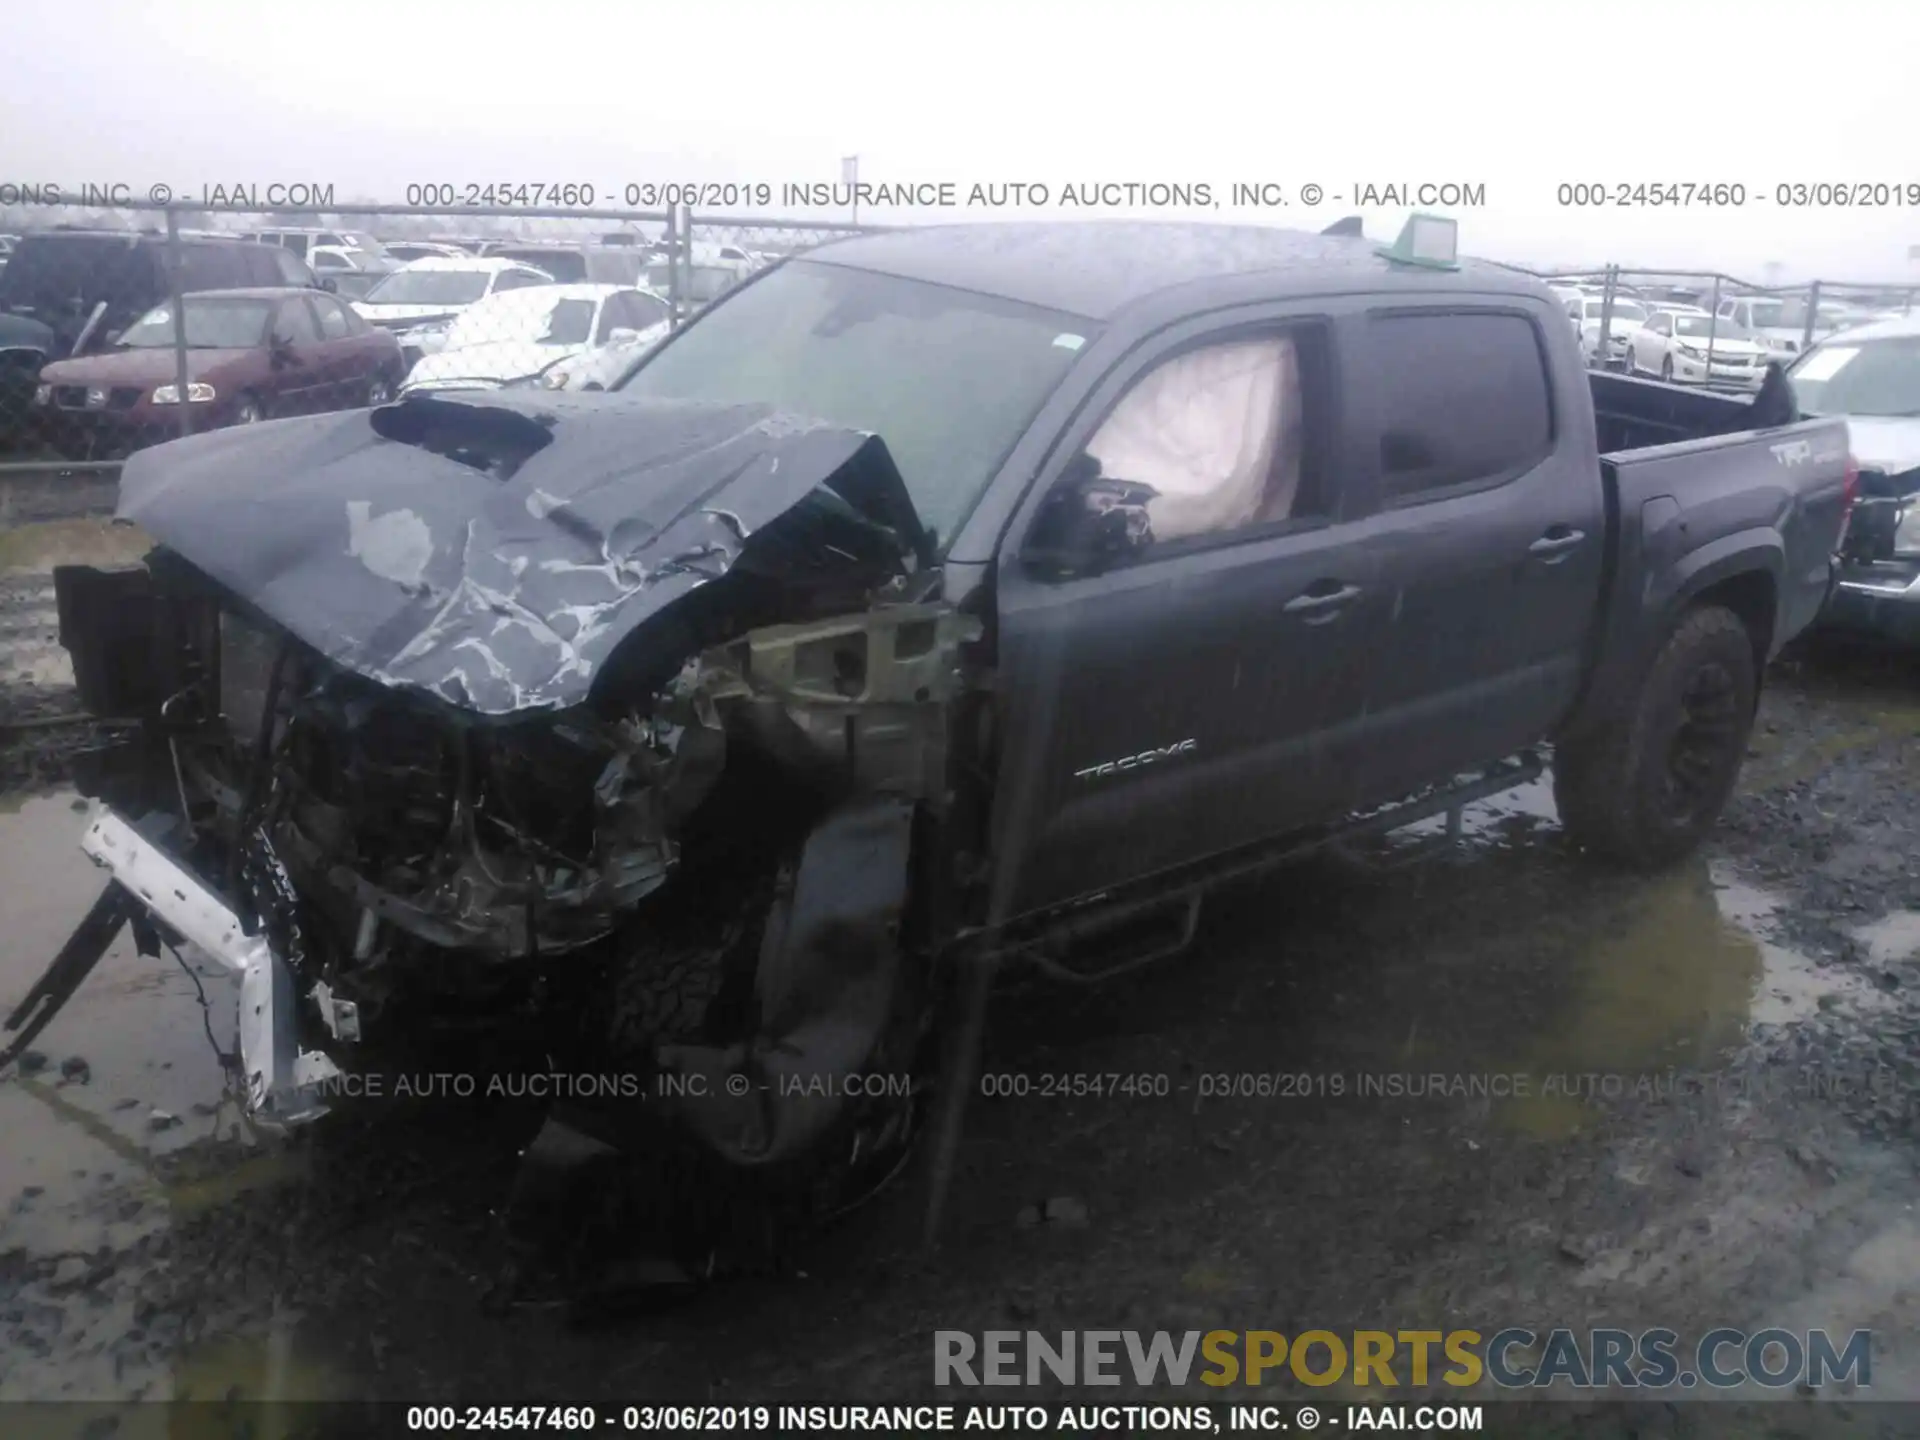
[{"x1": 3, "y1": 520, "x2": 1920, "y2": 1430}]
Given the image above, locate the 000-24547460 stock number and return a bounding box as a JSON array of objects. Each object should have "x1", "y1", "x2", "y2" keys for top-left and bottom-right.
[
  {"x1": 401, "y1": 182, "x2": 779, "y2": 208},
  {"x1": 979, "y1": 1072, "x2": 1173, "y2": 1099}
]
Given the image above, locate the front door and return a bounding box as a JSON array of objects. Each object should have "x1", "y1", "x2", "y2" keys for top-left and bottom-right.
[{"x1": 988, "y1": 309, "x2": 1381, "y2": 922}]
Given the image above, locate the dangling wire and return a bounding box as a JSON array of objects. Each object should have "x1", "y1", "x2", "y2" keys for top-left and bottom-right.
[{"x1": 163, "y1": 937, "x2": 238, "y2": 1079}]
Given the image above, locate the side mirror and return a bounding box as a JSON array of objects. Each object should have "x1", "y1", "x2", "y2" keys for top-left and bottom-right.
[
  {"x1": 103, "y1": 330, "x2": 122, "y2": 347},
  {"x1": 319, "y1": 277, "x2": 338, "y2": 293},
  {"x1": 269, "y1": 336, "x2": 299, "y2": 365},
  {"x1": 1022, "y1": 454, "x2": 1157, "y2": 579}
]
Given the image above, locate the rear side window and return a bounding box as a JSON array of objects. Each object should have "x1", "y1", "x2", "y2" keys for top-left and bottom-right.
[
  {"x1": 313, "y1": 295, "x2": 352, "y2": 338},
  {"x1": 1369, "y1": 311, "x2": 1552, "y2": 499}
]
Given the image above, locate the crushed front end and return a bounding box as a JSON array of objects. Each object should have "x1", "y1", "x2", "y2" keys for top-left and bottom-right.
[{"x1": 12, "y1": 392, "x2": 992, "y2": 1223}]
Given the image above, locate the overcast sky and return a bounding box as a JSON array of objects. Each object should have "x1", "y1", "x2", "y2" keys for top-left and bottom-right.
[{"x1": 4, "y1": 0, "x2": 1917, "y2": 282}]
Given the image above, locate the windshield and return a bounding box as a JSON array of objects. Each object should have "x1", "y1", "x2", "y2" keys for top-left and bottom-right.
[
  {"x1": 444, "y1": 291, "x2": 596, "y2": 349},
  {"x1": 362, "y1": 269, "x2": 492, "y2": 306},
  {"x1": 1674, "y1": 315, "x2": 1750, "y2": 340},
  {"x1": 493, "y1": 249, "x2": 586, "y2": 282},
  {"x1": 1789, "y1": 336, "x2": 1920, "y2": 417},
  {"x1": 614, "y1": 260, "x2": 1093, "y2": 546},
  {"x1": 1770, "y1": 296, "x2": 1858, "y2": 330},
  {"x1": 648, "y1": 263, "x2": 739, "y2": 303},
  {"x1": 118, "y1": 297, "x2": 272, "y2": 349},
  {"x1": 1587, "y1": 300, "x2": 1646, "y2": 323}
]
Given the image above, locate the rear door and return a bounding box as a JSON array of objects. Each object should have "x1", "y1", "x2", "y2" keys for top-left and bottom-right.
[
  {"x1": 1344, "y1": 304, "x2": 1607, "y2": 805},
  {"x1": 307, "y1": 293, "x2": 363, "y2": 407},
  {"x1": 990, "y1": 306, "x2": 1381, "y2": 920},
  {"x1": 267, "y1": 296, "x2": 326, "y2": 412}
]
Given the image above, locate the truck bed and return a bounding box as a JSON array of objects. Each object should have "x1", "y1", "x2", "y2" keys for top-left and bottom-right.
[
  {"x1": 1589, "y1": 369, "x2": 1796, "y2": 455},
  {"x1": 1558, "y1": 371, "x2": 1852, "y2": 750}
]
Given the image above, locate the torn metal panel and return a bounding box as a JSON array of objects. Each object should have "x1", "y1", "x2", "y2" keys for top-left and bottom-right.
[
  {"x1": 691, "y1": 603, "x2": 982, "y2": 797},
  {"x1": 114, "y1": 392, "x2": 930, "y2": 716}
]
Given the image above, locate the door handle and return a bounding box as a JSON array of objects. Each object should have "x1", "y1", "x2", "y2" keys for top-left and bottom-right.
[
  {"x1": 1283, "y1": 582, "x2": 1364, "y2": 614},
  {"x1": 1528, "y1": 528, "x2": 1587, "y2": 556}
]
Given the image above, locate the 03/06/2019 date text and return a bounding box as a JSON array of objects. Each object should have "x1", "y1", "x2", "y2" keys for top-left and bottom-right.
[{"x1": 1557, "y1": 181, "x2": 1920, "y2": 207}]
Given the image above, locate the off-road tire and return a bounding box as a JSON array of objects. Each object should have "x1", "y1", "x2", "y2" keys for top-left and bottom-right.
[
  {"x1": 605, "y1": 935, "x2": 732, "y2": 1046},
  {"x1": 1553, "y1": 604, "x2": 1758, "y2": 871},
  {"x1": 602, "y1": 872, "x2": 775, "y2": 1054}
]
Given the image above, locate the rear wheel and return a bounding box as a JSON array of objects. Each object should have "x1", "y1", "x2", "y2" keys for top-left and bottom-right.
[
  {"x1": 1554, "y1": 604, "x2": 1758, "y2": 870},
  {"x1": 235, "y1": 393, "x2": 267, "y2": 425},
  {"x1": 366, "y1": 374, "x2": 394, "y2": 406}
]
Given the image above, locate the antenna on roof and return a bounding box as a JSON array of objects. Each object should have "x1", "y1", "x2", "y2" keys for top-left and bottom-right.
[{"x1": 1321, "y1": 216, "x2": 1365, "y2": 238}]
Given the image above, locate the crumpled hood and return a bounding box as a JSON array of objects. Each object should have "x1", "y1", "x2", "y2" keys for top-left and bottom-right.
[{"x1": 115, "y1": 390, "x2": 932, "y2": 716}]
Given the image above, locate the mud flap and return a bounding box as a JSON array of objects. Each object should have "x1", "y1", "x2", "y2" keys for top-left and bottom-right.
[{"x1": 658, "y1": 793, "x2": 916, "y2": 1168}]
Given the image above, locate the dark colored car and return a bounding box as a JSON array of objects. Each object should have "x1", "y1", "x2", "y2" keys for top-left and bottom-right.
[
  {"x1": 17, "y1": 221, "x2": 1852, "y2": 1261},
  {"x1": 0, "y1": 230, "x2": 307, "y2": 445},
  {"x1": 0, "y1": 309, "x2": 57, "y2": 449},
  {"x1": 32, "y1": 287, "x2": 402, "y2": 457},
  {"x1": 0, "y1": 230, "x2": 292, "y2": 358}
]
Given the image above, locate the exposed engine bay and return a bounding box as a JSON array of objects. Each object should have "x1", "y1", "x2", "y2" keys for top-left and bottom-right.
[{"x1": 16, "y1": 390, "x2": 998, "y2": 1276}]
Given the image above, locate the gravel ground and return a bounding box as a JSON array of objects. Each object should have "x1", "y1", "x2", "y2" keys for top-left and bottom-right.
[{"x1": 2, "y1": 536, "x2": 1919, "y2": 1436}]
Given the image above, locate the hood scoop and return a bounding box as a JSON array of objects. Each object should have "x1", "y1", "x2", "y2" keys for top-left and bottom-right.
[{"x1": 369, "y1": 392, "x2": 559, "y2": 480}]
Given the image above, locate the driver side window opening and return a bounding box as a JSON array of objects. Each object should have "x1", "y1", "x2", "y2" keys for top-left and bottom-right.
[{"x1": 1081, "y1": 325, "x2": 1327, "y2": 550}]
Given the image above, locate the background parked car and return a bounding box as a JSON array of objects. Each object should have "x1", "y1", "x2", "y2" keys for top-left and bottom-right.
[
  {"x1": 1570, "y1": 293, "x2": 1649, "y2": 367},
  {"x1": 400, "y1": 283, "x2": 671, "y2": 393},
  {"x1": 248, "y1": 228, "x2": 388, "y2": 267},
  {"x1": 326, "y1": 271, "x2": 388, "y2": 302},
  {"x1": 0, "y1": 310, "x2": 57, "y2": 449},
  {"x1": 381, "y1": 241, "x2": 471, "y2": 263},
  {"x1": 0, "y1": 230, "x2": 294, "y2": 444},
  {"x1": 1625, "y1": 311, "x2": 1769, "y2": 387},
  {"x1": 535, "y1": 318, "x2": 670, "y2": 391},
  {"x1": 1791, "y1": 315, "x2": 1920, "y2": 647},
  {"x1": 31, "y1": 287, "x2": 403, "y2": 457},
  {"x1": 484, "y1": 245, "x2": 648, "y2": 285},
  {"x1": 351, "y1": 257, "x2": 554, "y2": 368}
]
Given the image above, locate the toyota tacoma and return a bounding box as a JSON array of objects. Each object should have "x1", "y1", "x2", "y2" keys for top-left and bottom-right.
[{"x1": 4, "y1": 216, "x2": 1856, "y2": 1256}]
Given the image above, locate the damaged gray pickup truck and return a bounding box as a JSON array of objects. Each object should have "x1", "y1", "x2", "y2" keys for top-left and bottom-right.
[{"x1": 5, "y1": 217, "x2": 1856, "y2": 1250}]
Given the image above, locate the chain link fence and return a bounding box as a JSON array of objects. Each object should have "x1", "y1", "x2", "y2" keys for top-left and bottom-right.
[
  {"x1": 2, "y1": 201, "x2": 1917, "y2": 480},
  {"x1": 0, "y1": 201, "x2": 877, "y2": 474},
  {"x1": 1504, "y1": 264, "x2": 1919, "y2": 389}
]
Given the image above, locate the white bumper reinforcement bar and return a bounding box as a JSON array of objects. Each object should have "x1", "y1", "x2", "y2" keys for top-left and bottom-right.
[{"x1": 79, "y1": 808, "x2": 342, "y2": 1127}]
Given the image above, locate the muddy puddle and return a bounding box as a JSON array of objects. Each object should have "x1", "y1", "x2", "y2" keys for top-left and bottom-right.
[
  {"x1": 0, "y1": 789, "x2": 295, "y2": 1403},
  {"x1": 1492, "y1": 862, "x2": 1894, "y2": 1137}
]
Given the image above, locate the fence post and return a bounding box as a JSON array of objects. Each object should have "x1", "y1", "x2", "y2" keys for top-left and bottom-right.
[
  {"x1": 678, "y1": 202, "x2": 694, "y2": 321},
  {"x1": 662, "y1": 206, "x2": 680, "y2": 331},
  {"x1": 164, "y1": 207, "x2": 193, "y2": 440},
  {"x1": 1801, "y1": 280, "x2": 1821, "y2": 353},
  {"x1": 1597, "y1": 265, "x2": 1618, "y2": 371},
  {"x1": 1706, "y1": 274, "x2": 1721, "y2": 375}
]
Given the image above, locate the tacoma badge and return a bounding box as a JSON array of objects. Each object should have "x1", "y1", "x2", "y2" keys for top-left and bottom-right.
[{"x1": 1073, "y1": 738, "x2": 1198, "y2": 781}]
